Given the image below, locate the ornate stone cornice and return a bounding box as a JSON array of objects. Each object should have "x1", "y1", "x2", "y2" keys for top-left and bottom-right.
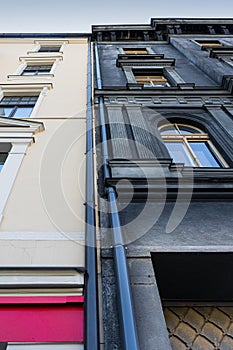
[{"x1": 92, "y1": 19, "x2": 233, "y2": 42}]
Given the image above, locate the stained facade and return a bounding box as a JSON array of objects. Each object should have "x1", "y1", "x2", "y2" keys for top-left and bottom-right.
[{"x1": 93, "y1": 19, "x2": 233, "y2": 350}]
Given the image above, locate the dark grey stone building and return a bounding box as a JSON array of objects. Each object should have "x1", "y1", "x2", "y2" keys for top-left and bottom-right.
[{"x1": 93, "y1": 19, "x2": 233, "y2": 350}]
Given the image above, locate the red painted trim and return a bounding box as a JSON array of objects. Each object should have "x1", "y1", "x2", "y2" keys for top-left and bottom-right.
[
  {"x1": 0, "y1": 296, "x2": 84, "y2": 304},
  {"x1": 0, "y1": 304, "x2": 84, "y2": 342}
]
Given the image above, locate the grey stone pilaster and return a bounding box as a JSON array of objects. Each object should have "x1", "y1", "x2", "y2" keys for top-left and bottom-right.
[
  {"x1": 165, "y1": 67, "x2": 186, "y2": 85},
  {"x1": 128, "y1": 258, "x2": 172, "y2": 350},
  {"x1": 205, "y1": 105, "x2": 233, "y2": 140},
  {"x1": 147, "y1": 47, "x2": 155, "y2": 54},
  {"x1": 126, "y1": 106, "x2": 157, "y2": 158},
  {"x1": 107, "y1": 105, "x2": 133, "y2": 159},
  {"x1": 223, "y1": 104, "x2": 233, "y2": 118},
  {"x1": 118, "y1": 47, "x2": 124, "y2": 54},
  {"x1": 123, "y1": 67, "x2": 136, "y2": 84}
]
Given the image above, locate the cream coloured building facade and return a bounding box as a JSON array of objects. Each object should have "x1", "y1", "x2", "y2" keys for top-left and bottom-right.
[{"x1": 0, "y1": 35, "x2": 91, "y2": 349}]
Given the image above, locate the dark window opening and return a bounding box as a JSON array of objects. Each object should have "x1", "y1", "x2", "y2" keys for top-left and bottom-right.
[
  {"x1": 0, "y1": 144, "x2": 11, "y2": 172},
  {"x1": 38, "y1": 46, "x2": 61, "y2": 52},
  {"x1": 152, "y1": 252, "x2": 233, "y2": 301},
  {"x1": 0, "y1": 153, "x2": 8, "y2": 172},
  {"x1": 152, "y1": 252, "x2": 233, "y2": 350},
  {"x1": 22, "y1": 64, "x2": 53, "y2": 76}
]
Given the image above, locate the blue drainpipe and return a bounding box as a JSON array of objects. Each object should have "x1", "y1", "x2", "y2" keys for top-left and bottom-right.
[
  {"x1": 94, "y1": 43, "x2": 140, "y2": 350},
  {"x1": 85, "y1": 37, "x2": 99, "y2": 350}
]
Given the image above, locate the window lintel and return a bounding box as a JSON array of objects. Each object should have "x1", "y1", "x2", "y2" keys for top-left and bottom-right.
[
  {"x1": 117, "y1": 57, "x2": 175, "y2": 68},
  {"x1": 0, "y1": 83, "x2": 53, "y2": 94},
  {"x1": 19, "y1": 56, "x2": 63, "y2": 63}
]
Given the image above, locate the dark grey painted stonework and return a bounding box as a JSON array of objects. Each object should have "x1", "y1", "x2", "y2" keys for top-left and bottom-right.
[
  {"x1": 94, "y1": 20, "x2": 233, "y2": 350},
  {"x1": 170, "y1": 37, "x2": 233, "y2": 85},
  {"x1": 119, "y1": 202, "x2": 233, "y2": 249},
  {"x1": 104, "y1": 105, "x2": 233, "y2": 168},
  {"x1": 128, "y1": 258, "x2": 172, "y2": 350},
  {"x1": 101, "y1": 258, "x2": 122, "y2": 350},
  {"x1": 97, "y1": 43, "x2": 221, "y2": 88}
]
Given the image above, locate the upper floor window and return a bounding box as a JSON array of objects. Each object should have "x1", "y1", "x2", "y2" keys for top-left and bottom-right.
[
  {"x1": 123, "y1": 48, "x2": 148, "y2": 55},
  {"x1": 159, "y1": 123, "x2": 227, "y2": 167},
  {"x1": 0, "y1": 96, "x2": 38, "y2": 118},
  {"x1": 38, "y1": 45, "x2": 61, "y2": 52},
  {"x1": 21, "y1": 64, "x2": 53, "y2": 76},
  {"x1": 209, "y1": 46, "x2": 233, "y2": 67},
  {"x1": 134, "y1": 72, "x2": 170, "y2": 87},
  {"x1": 196, "y1": 40, "x2": 223, "y2": 49},
  {"x1": 0, "y1": 153, "x2": 7, "y2": 171}
]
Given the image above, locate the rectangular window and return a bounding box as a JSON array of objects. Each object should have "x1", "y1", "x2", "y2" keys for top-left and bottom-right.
[
  {"x1": 196, "y1": 40, "x2": 223, "y2": 48},
  {"x1": 21, "y1": 65, "x2": 52, "y2": 76},
  {"x1": 123, "y1": 48, "x2": 148, "y2": 55},
  {"x1": 0, "y1": 96, "x2": 38, "y2": 119},
  {"x1": 165, "y1": 141, "x2": 196, "y2": 166},
  {"x1": 38, "y1": 46, "x2": 61, "y2": 52},
  {"x1": 152, "y1": 252, "x2": 233, "y2": 350},
  {"x1": 189, "y1": 142, "x2": 221, "y2": 167},
  {"x1": 134, "y1": 74, "x2": 170, "y2": 87}
]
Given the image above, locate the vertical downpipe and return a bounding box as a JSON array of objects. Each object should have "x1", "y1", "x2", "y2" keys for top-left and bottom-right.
[
  {"x1": 85, "y1": 37, "x2": 99, "y2": 350},
  {"x1": 94, "y1": 43, "x2": 140, "y2": 350}
]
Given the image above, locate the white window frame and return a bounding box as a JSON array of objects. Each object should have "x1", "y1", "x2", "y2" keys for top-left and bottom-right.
[
  {"x1": 27, "y1": 40, "x2": 69, "y2": 55},
  {"x1": 0, "y1": 117, "x2": 44, "y2": 223},
  {"x1": 0, "y1": 84, "x2": 52, "y2": 118},
  {"x1": 0, "y1": 268, "x2": 84, "y2": 290},
  {"x1": 8, "y1": 56, "x2": 63, "y2": 79}
]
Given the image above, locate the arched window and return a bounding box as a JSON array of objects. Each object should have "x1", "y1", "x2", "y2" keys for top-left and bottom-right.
[{"x1": 159, "y1": 123, "x2": 227, "y2": 167}]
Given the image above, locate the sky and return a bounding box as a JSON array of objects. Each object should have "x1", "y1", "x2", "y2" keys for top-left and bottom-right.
[{"x1": 0, "y1": 0, "x2": 233, "y2": 33}]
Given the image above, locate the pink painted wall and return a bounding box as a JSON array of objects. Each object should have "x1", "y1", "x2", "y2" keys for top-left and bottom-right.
[{"x1": 0, "y1": 296, "x2": 84, "y2": 342}]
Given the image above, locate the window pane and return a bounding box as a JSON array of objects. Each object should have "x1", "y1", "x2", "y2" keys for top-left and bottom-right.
[
  {"x1": 0, "y1": 96, "x2": 12, "y2": 104},
  {"x1": 124, "y1": 48, "x2": 148, "y2": 54},
  {"x1": 37, "y1": 71, "x2": 49, "y2": 75},
  {"x1": 22, "y1": 65, "x2": 52, "y2": 75},
  {"x1": 10, "y1": 97, "x2": 20, "y2": 104},
  {"x1": 22, "y1": 71, "x2": 35, "y2": 76},
  {"x1": 13, "y1": 107, "x2": 33, "y2": 119},
  {"x1": 30, "y1": 96, "x2": 38, "y2": 104},
  {"x1": 39, "y1": 46, "x2": 61, "y2": 52},
  {"x1": 160, "y1": 126, "x2": 179, "y2": 134},
  {"x1": 178, "y1": 126, "x2": 201, "y2": 134},
  {"x1": 19, "y1": 97, "x2": 30, "y2": 104},
  {"x1": 0, "y1": 97, "x2": 20, "y2": 105},
  {"x1": 0, "y1": 107, "x2": 14, "y2": 117},
  {"x1": 196, "y1": 40, "x2": 223, "y2": 47},
  {"x1": 0, "y1": 153, "x2": 8, "y2": 162},
  {"x1": 190, "y1": 142, "x2": 220, "y2": 167},
  {"x1": 165, "y1": 142, "x2": 196, "y2": 166}
]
